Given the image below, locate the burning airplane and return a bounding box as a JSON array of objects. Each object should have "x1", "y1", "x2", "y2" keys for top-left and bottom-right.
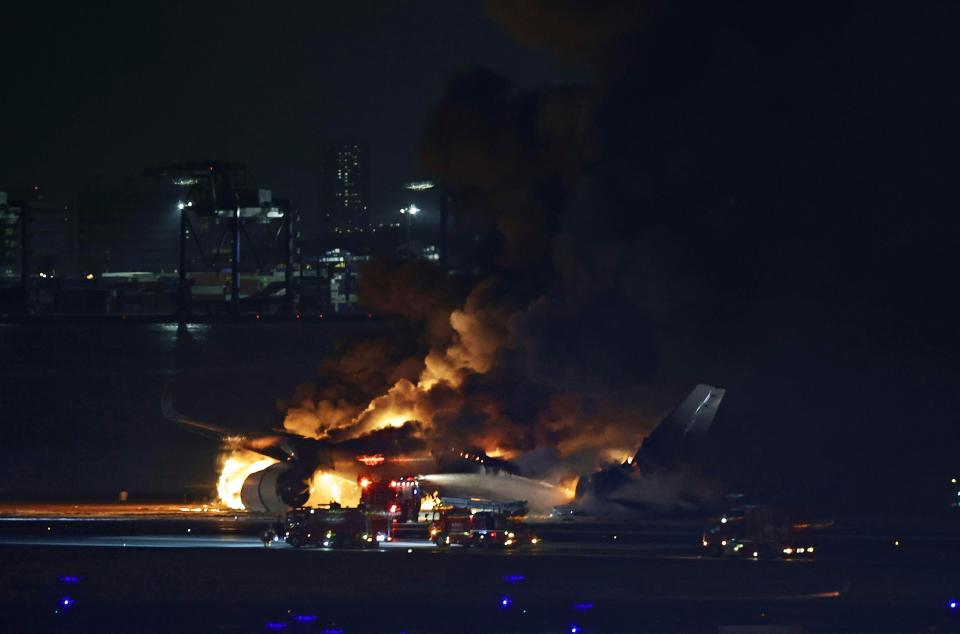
[{"x1": 163, "y1": 383, "x2": 725, "y2": 516}]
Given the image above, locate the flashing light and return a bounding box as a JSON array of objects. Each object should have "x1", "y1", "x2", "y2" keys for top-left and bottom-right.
[
  {"x1": 721, "y1": 517, "x2": 728, "y2": 524},
  {"x1": 389, "y1": 504, "x2": 399, "y2": 513},
  {"x1": 84, "y1": 273, "x2": 94, "y2": 281},
  {"x1": 721, "y1": 540, "x2": 727, "y2": 547},
  {"x1": 531, "y1": 537, "x2": 540, "y2": 544},
  {"x1": 500, "y1": 596, "x2": 512, "y2": 609},
  {"x1": 894, "y1": 540, "x2": 901, "y2": 547},
  {"x1": 177, "y1": 202, "x2": 185, "y2": 210},
  {"x1": 702, "y1": 540, "x2": 708, "y2": 547},
  {"x1": 359, "y1": 477, "x2": 371, "y2": 489}
]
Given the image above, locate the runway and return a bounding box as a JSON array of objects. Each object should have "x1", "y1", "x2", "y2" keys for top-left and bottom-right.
[{"x1": 1, "y1": 505, "x2": 959, "y2": 632}]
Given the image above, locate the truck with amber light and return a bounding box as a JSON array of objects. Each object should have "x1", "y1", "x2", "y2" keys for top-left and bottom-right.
[
  {"x1": 283, "y1": 503, "x2": 393, "y2": 548},
  {"x1": 429, "y1": 506, "x2": 538, "y2": 548},
  {"x1": 701, "y1": 506, "x2": 819, "y2": 559}
]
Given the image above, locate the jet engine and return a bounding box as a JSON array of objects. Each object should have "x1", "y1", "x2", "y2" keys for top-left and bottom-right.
[{"x1": 240, "y1": 463, "x2": 310, "y2": 513}]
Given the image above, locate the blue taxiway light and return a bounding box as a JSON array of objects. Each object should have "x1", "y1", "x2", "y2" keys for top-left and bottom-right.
[
  {"x1": 503, "y1": 575, "x2": 525, "y2": 583},
  {"x1": 264, "y1": 622, "x2": 286, "y2": 630},
  {"x1": 573, "y1": 602, "x2": 594, "y2": 611},
  {"x1": 59, "y1": 576, "x2": 80, "y2": 584},
  {"x1": 500, "y1": 596, "x2": 512, "y2": 609},
  {"x1": 293, "y1": 615, "x2": 318, "y2": 623}
]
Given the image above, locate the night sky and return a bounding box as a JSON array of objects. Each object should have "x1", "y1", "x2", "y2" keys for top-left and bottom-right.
[
  {"x1": 2, "y1": 1, "x2": 960, "y2": 512},
  {"x1": 0, "y1": 1, "x2": 580, "y2": 221}
]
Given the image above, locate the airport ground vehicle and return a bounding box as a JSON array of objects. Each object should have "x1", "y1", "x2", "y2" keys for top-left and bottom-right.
[
  {"x1": 701, "y1": 506, "x2": 817, "y2": 559},
  {"x1": 428, "y1": 507, "x2": 539, "y2": 548},
  {"x1": 283, "y1": 503, "x2": 392, "y2": 548}
]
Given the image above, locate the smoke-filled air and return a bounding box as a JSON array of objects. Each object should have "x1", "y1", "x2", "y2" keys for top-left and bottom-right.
[{"x1": 215, "y1": 0, "x2": 719, "y2": 511}]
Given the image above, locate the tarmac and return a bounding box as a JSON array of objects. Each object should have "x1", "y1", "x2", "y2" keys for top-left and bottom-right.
[{"x1": 0, "y1": 504, "x2": 958, "y2": 633}]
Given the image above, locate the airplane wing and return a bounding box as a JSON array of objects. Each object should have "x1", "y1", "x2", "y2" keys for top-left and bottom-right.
[{"x1": 161, "y1": 384, "x2": 244, "y2": 441}]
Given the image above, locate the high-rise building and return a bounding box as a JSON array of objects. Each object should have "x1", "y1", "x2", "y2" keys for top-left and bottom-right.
[
  {"x1": 320, "y1": 141, "x2": 368, "y2": 233},
  {"x1": 0, "y1": 187, "x2": 73, "y2": 277}
]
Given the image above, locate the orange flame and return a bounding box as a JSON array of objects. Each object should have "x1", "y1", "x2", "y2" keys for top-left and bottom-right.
[{"x1": 216, "y1": 450, "x2": 278, "y2": 510}]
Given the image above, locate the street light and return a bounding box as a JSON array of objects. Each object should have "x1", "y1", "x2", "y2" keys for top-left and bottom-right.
[{"x1": 400, "y1": 204, "x2": 419, "y2": 249}]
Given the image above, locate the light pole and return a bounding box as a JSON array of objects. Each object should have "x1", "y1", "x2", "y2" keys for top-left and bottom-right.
[{"x1": 400, "y1": 203, "x2": 419, "y2": 252}]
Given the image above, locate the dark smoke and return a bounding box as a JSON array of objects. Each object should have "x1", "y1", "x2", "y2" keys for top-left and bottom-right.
[{"x1": 286, "y1": 1, "x2": 960, "y2": 513}]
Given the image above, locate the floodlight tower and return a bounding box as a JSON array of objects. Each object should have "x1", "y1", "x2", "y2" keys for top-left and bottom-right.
[
  {"x1": 145, "y1": 161, "x2": 297, "y2": 315},
  {"x1": 400, "y1": 203, "x2": 419, "y2": 251},
  {"x1": 404, "y1": 180, "x2": 446, "y2": 268}
]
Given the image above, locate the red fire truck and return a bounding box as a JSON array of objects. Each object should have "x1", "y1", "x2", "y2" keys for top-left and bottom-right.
[
  {"x1": 428, "y1": 506, "x2": 539, "y2": 548},
  {"x1": 283, "y1": 503, "x2": 392, "y2": 548},
  {"x1": 701, "y1": 506, "x2": 821, "y2": 559}
]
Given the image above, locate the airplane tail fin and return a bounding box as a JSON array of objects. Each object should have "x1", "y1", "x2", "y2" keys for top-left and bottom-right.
[{"x1": 633, "y1": 384, "x2": 726, "y2": 468}]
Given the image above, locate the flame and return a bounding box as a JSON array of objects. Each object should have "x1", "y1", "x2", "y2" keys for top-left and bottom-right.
[
  {"x1": 558, "y1": 475, "x2": 579, "y2": 501},
  {"x1": 305, "y1": 471, "x2": 361, "y2": 507},
  {"x1": 420, "y1": 491, "x2": 442, "y2": 512},
  {"x1": 216, "y1": 450, "x2": 278, "y2": 510}
]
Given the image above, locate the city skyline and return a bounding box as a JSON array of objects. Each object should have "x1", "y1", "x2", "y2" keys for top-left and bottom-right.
[{"x1": 0, "y1": 2, "x2": 582, "y2": 230}]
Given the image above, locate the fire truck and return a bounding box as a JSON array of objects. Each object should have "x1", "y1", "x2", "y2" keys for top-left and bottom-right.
[
  {"x1": 701, "y1": 506, "x2": 819, "y2": 559},
  {"x1": 427, "y1": 503, "x2": 539, "y2": 548},
  {"x1": 283, "y1": 503, "x2": 392, "y2": 548}
]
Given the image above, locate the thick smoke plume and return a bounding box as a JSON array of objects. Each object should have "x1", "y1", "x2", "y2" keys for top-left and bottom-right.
[{"x1": 277, "y1": 1, "x2": 740, "y2": 507}]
